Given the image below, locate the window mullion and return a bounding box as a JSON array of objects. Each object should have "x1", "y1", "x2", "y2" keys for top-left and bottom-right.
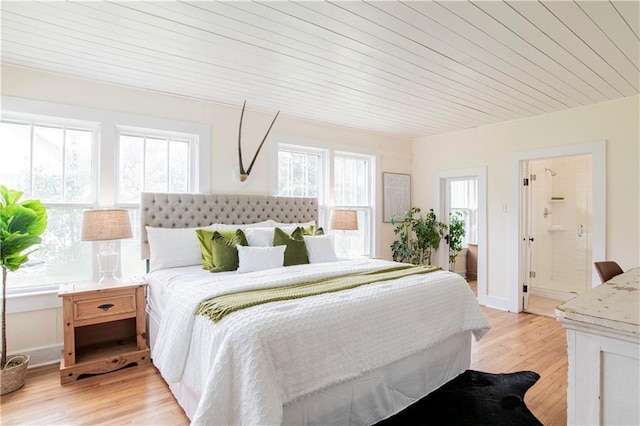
[
  {"x1": 61, "y1": 126, "x2": 67, "y2": 202},
  {"x1": 29, "y1": 123, "x2": 34, "y2": 198},
  {"x1": 166, "y1": 138, "x2": 170, "y2": 191},
  {"x1": 142, "y1": 136, "x2": 147, "y2": 193}
]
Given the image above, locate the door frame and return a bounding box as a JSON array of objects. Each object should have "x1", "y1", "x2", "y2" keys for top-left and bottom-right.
[
  {"x1": 521, "y1": 161, "x2": 532, "y2": 311},
  {"x1": 508, "y1": 140, "x2": 606, "y2": 312},
  {"x1": 435, "y1": 166, "x2": 487, "y2": 305}
]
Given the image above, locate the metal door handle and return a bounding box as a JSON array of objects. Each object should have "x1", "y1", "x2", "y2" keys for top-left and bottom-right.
[
  {"x1": 97, "y1": 303, "x2": 114, "y2": 311},
  {"x1": 577, "y1": 224, "x2": 584, "y2": 237}
]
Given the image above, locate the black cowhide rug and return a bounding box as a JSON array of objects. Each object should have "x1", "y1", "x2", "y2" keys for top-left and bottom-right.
[{"x1": 375, "y1": 370, "x2": 543, "y2": 426}]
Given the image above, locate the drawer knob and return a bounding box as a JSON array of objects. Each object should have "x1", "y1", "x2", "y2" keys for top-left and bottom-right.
[{"x1": 97, "y1": 303, "x2": 114, "y2": 311}]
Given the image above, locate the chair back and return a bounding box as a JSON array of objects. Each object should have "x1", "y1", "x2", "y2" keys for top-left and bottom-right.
[{"x1": 594, "y1": 261, "x2": 624, "y2": 283}]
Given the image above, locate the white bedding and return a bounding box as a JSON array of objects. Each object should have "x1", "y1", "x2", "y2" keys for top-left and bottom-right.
[
  {"x1": 149, "y1": 259, "x2": 490, "y2": 425},
  {"x1": 146, "y1": 265, "x2": 231, "y2": 317}
]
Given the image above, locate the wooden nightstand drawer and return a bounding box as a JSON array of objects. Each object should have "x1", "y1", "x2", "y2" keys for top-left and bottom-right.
[{"x1": 74, "y1": 293, "x2": 136, "y2": 324}]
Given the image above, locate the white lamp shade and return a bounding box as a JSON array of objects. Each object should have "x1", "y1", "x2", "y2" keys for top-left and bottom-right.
[
  {"x1": 81, "y1": 209, "x2": 133, "y2": 241},
  {"x1": 331, "y1": 209, "x2": 359, "y2": 231}
]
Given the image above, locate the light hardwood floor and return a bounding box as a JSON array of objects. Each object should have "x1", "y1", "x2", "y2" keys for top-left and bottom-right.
[{"x1": 1, "y1": 306, "x2": 567, "y2": 425}]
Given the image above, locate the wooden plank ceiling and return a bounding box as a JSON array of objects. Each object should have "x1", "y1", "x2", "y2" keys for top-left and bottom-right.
[{"x1": 1, "y1": 1, "x2": 638, "y2": 139}]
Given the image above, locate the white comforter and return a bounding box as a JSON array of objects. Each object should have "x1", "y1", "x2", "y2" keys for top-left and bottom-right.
[{"x1": 151, "y1": 259, "x2": 490, "y2": 426}]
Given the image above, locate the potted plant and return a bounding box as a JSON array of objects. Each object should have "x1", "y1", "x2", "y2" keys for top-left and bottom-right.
[
  {"x1": 391, "y1": 207, "x2": 447, "y2": 265},
  {"x1": 390, "y1": 208, "x2": 416, "y2": 264},
  {"x1": 448, "y1": 211, "x2": 467, "y2": 272},
  {"x1": 0, "y1": 185, "x2": 47, "y2": 395}
]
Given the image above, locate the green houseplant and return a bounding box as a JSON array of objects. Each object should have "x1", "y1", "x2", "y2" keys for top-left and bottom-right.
[
  {"x1": 448, "y1": 211, "x2": 467, "y2": 272},
  {"x1": 0, "y1": 185, "x2": 47, "y2": 394},
  {"x1": 391, "y1": 207, "x2": 447, "y2": 265}
]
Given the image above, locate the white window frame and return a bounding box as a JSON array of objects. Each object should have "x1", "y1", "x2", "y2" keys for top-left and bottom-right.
[
  {"x1": 272, "y1": 136, "x2": 378, "y2": 258},
  {"x1": 1, "y1": 96, "x2": 211, "y2": 297},
  {"x1": 0, "y1": 114, "x2": 101, "y2": 202},
  {"x1": 276, "y1": 143, "x2": 329, "y2": 225},
  {"x1": 116, "y1": 125, "x2": 200, "y2": 205},
  {"x1": 1, "y1": 113, "x2": 100, "y2": 294},
  {"x1": 333, "y1": 151, "x2": 375, "y2": 258}
]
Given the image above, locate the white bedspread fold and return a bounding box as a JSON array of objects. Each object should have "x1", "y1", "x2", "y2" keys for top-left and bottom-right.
[{"x1": 150, "y1": 259, "x2": 490, "y2": 426}]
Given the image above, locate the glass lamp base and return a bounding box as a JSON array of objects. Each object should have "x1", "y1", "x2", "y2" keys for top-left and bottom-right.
[{"x1": 97, "y1": 244, "x2": 120, "y2": 283}]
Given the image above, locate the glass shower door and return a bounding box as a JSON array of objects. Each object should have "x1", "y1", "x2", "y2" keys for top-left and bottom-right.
[{"x1": 527, "y1": 156, "x2": 593, "y2": 300}]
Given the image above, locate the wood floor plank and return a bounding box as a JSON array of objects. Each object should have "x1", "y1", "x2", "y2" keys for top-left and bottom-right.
[
  {"x1": 471, "y1": 306, "x2": 568, "y2": 426},
  {"x1": 1, "y1": 306, "x2": 567, "y2": 425}
]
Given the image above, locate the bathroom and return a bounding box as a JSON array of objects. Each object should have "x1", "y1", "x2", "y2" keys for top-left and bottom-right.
[{"x1": 526, "y1": 154, "x2": 593, "y2": 315}]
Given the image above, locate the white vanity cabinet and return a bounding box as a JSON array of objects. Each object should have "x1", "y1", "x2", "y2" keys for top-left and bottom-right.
[{"x1": 556, "y1": 268, "x2": 639, "y2": 425}]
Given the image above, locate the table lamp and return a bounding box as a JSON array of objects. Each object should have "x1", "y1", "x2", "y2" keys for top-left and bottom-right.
[
  {"x1": 330, "y1": 209, "x2": 358, "y2": 257},
  {"x1": 81, "y1": 209, "x2": 133, "y2": 282}
]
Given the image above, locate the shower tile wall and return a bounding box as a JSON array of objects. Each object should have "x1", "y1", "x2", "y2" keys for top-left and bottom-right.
[{"x1": 531, "y1": 155, "x2": 592, "y2": 295}]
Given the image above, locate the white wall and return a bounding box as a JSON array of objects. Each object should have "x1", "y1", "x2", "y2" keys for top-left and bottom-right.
[
  {"x1": 1, "y1": 64, "x2": 412, "y2": 364},
  {"x1": 412, "y1": 96, "x2": 639, "y2": 306}
]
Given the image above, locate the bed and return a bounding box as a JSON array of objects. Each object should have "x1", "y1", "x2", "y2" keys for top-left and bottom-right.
[{"x1": 141, "y1": 192, "x2": 490, "y2": 426}]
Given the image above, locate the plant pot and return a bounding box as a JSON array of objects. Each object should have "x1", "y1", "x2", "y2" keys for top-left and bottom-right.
[{"x1": 1, "y1": 354, "x2": 30, "y2": 395}]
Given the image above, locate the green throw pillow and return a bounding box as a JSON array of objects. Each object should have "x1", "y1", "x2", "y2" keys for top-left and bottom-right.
[
  {"x1": 195, "y1": 229, "x2": 216, "y2": 270},
  {"x1": 302, "y1": 225, "x2": 324, "y2": 236},
  {"x1": 273, "y1": 227, "x2": 309, "y2": 266},
  {"x1": 208, "y1": 229, "x2": 248, "y2": 272},
  {"x1": 196, "y1": 229, "x2": 242, "y2": 270}
]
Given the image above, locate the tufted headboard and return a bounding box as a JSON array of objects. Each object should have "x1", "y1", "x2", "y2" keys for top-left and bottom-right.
[{"x1": 140, "y1": 192, "x2": 318, "y2": 259}]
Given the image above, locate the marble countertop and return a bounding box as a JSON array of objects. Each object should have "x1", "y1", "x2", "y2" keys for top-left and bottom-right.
[{"x1": 556, "y1": 268, "x2": 639, "y2": 334}]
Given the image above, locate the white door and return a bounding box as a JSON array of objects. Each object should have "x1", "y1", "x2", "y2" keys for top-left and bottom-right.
[{"x1": 509, "y1": 140, "x2": 605, "y2": 313}]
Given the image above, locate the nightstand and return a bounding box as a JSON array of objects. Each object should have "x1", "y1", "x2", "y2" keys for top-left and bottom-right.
[{"x1": 58, "y1": 280, "x2": 150, "y2": 384}]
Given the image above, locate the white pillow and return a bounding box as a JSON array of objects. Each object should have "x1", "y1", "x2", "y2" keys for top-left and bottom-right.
[
  {"x1": 304, "y1": 235, "x2": 338, "y2": 263},
  {"x1": 244, "y1": 227, "x2": 275, "y2": 247},
  {"x1": 146, "y1": 225, "x2": 214, "y2": 272},
  {"x1": 270, "y1": 220, "x2": 315, "y2": 229},
  {"x1": 242, "y1": 225, "x2": 300, "y2": 247},
  {"x1": 214, "y1": 220, "x2": 272, "y2": 231},
  {"x1": 236, "y1": 245, "x2": 286, "y2": 273}
]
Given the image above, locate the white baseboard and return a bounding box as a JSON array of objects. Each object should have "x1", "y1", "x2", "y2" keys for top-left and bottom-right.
[
  {"x1": 15, "y1": 344, "x2": 62, "y2": 368},
  {"x1": 480, "y1": 295, "x2": 510, "y2": 311}
]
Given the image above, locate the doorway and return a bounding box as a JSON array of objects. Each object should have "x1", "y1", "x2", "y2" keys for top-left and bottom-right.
[
  {"x1": 523, "y1": 155, "x2": 593, "y2": 316},
  {"x1": 436, "y1": 167, "x2": 487, "y2": 305},
  {"x1": 509, "y1": 140, "x2": 606, "y2": 313}
]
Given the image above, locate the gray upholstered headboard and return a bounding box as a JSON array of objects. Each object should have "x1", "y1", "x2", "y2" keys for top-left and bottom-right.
[{"x1": 140, "y1": 192, "x2": 318, "y2": 259}]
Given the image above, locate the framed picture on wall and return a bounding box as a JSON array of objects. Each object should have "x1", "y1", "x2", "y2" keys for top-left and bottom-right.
[{"x1": 383, "y1": 172, "x2": 411, "y2": 223}]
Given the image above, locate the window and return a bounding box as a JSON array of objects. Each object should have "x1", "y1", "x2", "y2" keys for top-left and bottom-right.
[
  {"x1": 119, "y1": 132, "x2": 191, "y2": 202},
  {"x1": 117, "y1": 128, "x2": 196, "y2": 278},
  {"x1": 333, "y1": 153, "x2": 373, "y2": 257},
  {"x1": 0, "y1": 119, "x2": 96, "y2": 291},
  {"x1": 1, "y1": 98, "x2": 209, "y2": 293},
  {"x1": 277, "y1": 145, "x2": 327, "y2": 225},
  {"x1": 277, "y1": 148, "x2": 321, "y2": 199},
  {"x1": 276, "y1": 143, "x2": 375, "y2": 257},
  {"x1": 450, "y1": 178, "x2": 478, "y2": 246}
]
